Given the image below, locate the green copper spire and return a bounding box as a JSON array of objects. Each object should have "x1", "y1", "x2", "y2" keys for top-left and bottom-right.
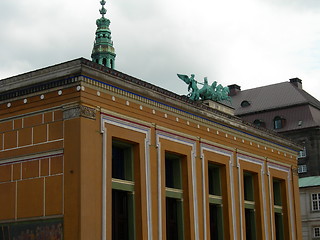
[{"x1": 91, "y1": 0, "x2": 116, "y2": 69}]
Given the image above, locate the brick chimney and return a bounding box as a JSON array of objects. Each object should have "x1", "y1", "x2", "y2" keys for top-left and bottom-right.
[
  {"x1": 228, "y1": 84, "x2": 241, "y2": 96},
  {"x1": 290, "y1": 78, "x2": 302, "y2": 89}
]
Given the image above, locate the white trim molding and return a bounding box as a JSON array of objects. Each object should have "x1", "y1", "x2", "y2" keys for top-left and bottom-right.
[
  {"x1": 156, "y1": 130, "x2": 199, "y2": 240},
  {"x1": 200, "y1": 143, "x2": 235, "y2": 240},
  {"x1": 101, "y1": 113, "x2": 152, "y2": 240}
]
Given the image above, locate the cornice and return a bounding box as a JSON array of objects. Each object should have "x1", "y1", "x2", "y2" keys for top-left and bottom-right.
[{"x1": 0, "y1": 58, "x2": 302, "y2": 151}]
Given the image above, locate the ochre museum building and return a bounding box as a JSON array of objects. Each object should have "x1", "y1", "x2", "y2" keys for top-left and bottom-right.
[{"x1": 0, "y1": 58, "x2": 302, "y2": 239}]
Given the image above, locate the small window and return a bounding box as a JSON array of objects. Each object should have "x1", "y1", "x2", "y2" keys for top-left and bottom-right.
[
  {"x1": 241, "y1": 100, "x2": 250, "y2": 107},
  {"x1": 298, "y1": 147, "x2": 307, "y2": 158},
  {"x1": 274, "y1": 116, "x2": 284, "y2": 129},
  {"x1": 298, "y1": 165, "x2": 307, "y2": 174},
  {"x1": 314, "y1": 227, "x2": 320, "y2": 237},
  {"x1": 311, "y1": 193, "x2": 320, "y2": 211}
]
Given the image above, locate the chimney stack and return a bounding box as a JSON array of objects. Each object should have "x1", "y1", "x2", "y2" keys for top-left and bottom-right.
[
  {"x1": 290, "y1": 78, "x2": 302, "y2": 89},
  {"x1": 228, "y1": 84, "x2": 241, "y2": 96}
]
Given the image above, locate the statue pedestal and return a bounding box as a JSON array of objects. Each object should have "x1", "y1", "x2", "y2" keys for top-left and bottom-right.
[{"x1": 203, "y1": 100, "x2": 234, "y2": 115}]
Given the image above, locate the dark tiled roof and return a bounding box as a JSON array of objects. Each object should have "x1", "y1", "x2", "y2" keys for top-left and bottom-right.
[{"x1": 232, "y1": 82, "x2": 320, "y2": 116}]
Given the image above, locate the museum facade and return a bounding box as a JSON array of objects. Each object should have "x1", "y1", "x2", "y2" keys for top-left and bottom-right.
[{"x1": 0, "y1": 58, "x2": 302, "y2": 239}]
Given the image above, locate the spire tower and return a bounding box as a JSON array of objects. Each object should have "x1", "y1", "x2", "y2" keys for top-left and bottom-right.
[{"x1": 91, "y1": 0, "x2": 116, "y2": 69}]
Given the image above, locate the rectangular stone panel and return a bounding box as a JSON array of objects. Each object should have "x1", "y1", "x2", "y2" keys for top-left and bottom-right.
[
  {"x1": 33, "y1": 124, "x2": 47, "y2": 144},
  {"x1": 50, "y1": 156, "x2": 63, "y2": 175},
  {"x1": 54, "y1": 110, "x2": 63, "y2": 121},
  {"x1": 0, "y1": 121, "x2": 13, "y2": 132},
  {"x1": 24, "y1": 114, "x2": 43, "y2": 128},
  {"x1": 13, "y1": 163, "x2": 21, "y2": 181},
  {"x1": 45, "y1": 175, "x2": 63, "y2": 216},
  {"x1": 22, "y1": 160, "x2": 39, "y2": 179},
  {"x1": 0, "y1": 164, "x2": 11, "y2": 183},
  {"x1": 13, "y1": 119, "x2": 22, "y2": 130},
  {"x1": 48, "y1": 122, "x2": 63, "y2": 141},
  {"x1": 17, "y1": 178, "x2": 44, "y2": 218},
  {"x1": 0, "y1": 182, "x2": 16, "y2": 220},
  {"x1": 44, "y1": 112, "x2": 53, "y2": 123},
  {"x1": 18, "y1": 127, "x2": 32, "y2": 147},
  {"x1": 41, "y1": 158, "x2": 49, "y2": 176},
  {"x1": 4, "y1": 131, "x2": 17, "y2": 149}
]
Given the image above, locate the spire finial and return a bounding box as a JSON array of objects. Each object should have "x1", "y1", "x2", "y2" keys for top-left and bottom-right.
[
  {"x1": 91, "y1": 0, "x2": 116, "y2": 69},
  {"x1": 100, "y1": 0, "x2": 107, "y2": 18}
]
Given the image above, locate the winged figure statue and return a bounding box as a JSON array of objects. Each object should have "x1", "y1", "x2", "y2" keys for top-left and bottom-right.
[
  {"x1": 177, "y1": 74, "x2": 200, "y2": 101},
  {"x1": 178, "y1": 74, "x2": 231, "y2": 103}
]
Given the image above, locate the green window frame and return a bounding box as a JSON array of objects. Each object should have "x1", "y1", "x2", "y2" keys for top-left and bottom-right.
[
  {"x1": 208, "y1": 163, "x2": 224, "y2": 240},
  {"x1": 273, "y1": 179, "x2": 285, "y2": 240},
  {"x1": 165, "y1": 153, "x2": 185, "y2": 240},
  {"x1": 243, "y1": 172, "x2": 257, "y2": 240},
  {"x1": 112, "y1": 140, "x2": 136, "y2": 240}
]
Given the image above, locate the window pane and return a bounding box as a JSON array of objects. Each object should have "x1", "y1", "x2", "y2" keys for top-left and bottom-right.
[
  {"x1": 112, "y1": 189, "x2": 135, "y2": 240},
  {"x1": 166, "y1": 197, "x2": 184, "y2": 240},
  {"x1": 312, "y1": 194, "x2": 317, "y2": 200},
  {"x1": 273, "y1": 181, "x2": 282, "y2": 206},
  {"x1": 245, "y1": 208, "x2": 256, "y2": 240},
  {"x1": 275, "y1": 212, "x2": 284, "y2": 240},
  {"x1": 244, "y1": 173, "x2": 254, "y2": 201},
  {"x1": 165, "y1": 154, "x2": 182, "y2": 189},
  {"x1": 209, "y1": 203, "x2": 224, "y2": 240},
  {"x1": 112, "y1": 142, "x2": 133, "y2": 181},
  {"x1": 208, "y1": 164, "x2": 221, "y2": 196}
]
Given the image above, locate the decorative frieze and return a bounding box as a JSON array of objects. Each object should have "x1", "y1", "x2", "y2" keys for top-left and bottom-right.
[{"x1": 63, "y1": 104, "x2": 96, "y2": 120}]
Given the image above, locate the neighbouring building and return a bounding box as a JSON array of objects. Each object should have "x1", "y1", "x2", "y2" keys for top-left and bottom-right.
[
  {"x1": 299, "y1": 176, "x2": 320, "y2": 239},
  {"x1": 229, "y1": 78, "x2": 320, "y2": 178}
]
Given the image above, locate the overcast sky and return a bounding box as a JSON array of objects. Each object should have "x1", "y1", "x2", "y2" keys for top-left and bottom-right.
[{"x1": 1, "y1": 0, "x2": 320, "y2": 100}]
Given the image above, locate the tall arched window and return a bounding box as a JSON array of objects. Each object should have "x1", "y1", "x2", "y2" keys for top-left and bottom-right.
[{"x1": 102, "y1": 58, "x2": 107, "y2": 66}]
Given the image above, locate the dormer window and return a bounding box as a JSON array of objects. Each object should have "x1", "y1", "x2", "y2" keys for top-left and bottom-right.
[
  {"x1": 253, "y1": 119, "x2": 265, "y2": 127},
  {"x1": 274, "y1": 116, "x2": 285, "y2": 129},
  {"x1": 241, "y1": 100, "x2": 250, "y2": 107}
]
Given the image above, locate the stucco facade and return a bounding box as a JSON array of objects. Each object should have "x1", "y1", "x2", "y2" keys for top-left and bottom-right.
[{"x1": 0, "y1": 58, "x2": 302, "y2": 239}]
